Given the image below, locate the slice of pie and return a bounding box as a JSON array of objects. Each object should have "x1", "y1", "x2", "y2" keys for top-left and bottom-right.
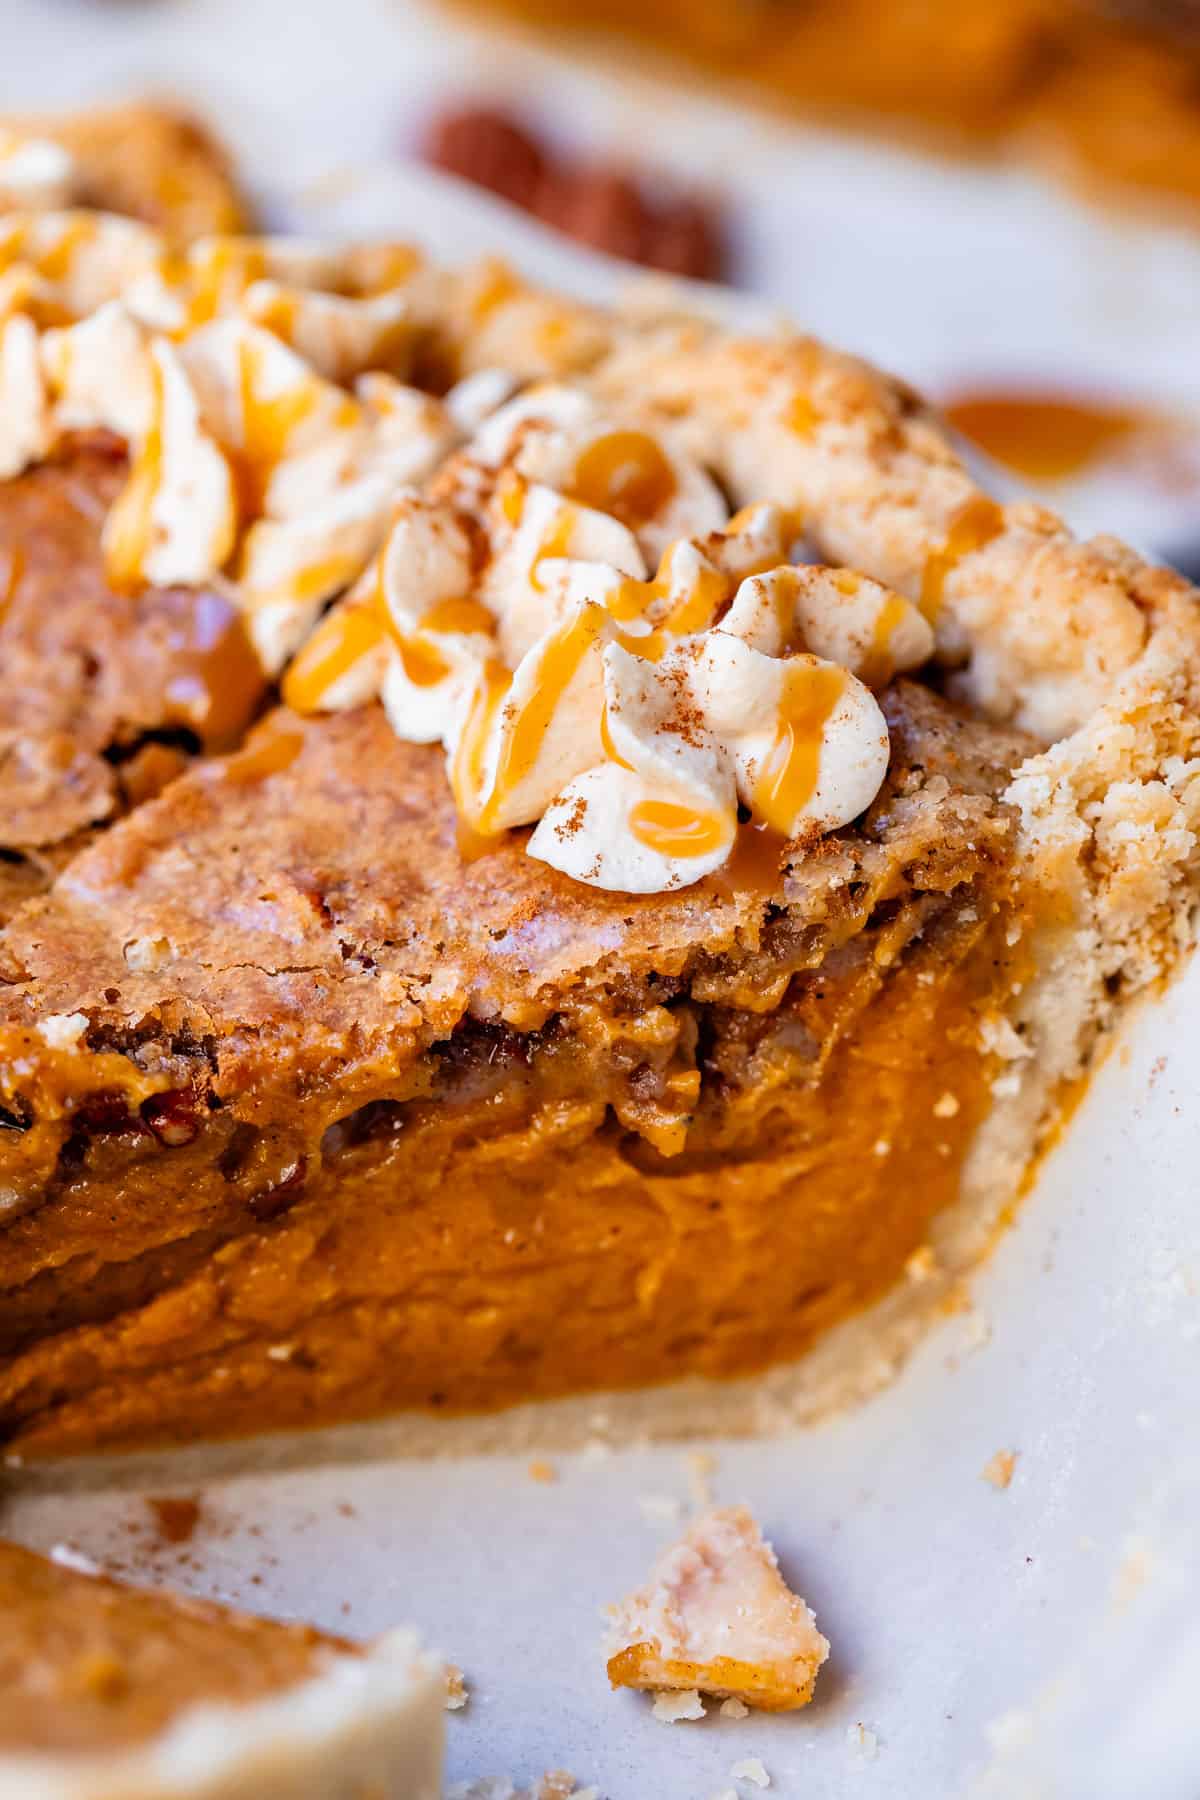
[
  {"x1": 0, "y1": 1538, "x2": 443, "y2": 1798},
  {"x1": 606, "y1": 1505, "x2": 830, "y2": 1711},
  {"x1": 1, "y1": 199, "x2": 1199, "y2": 1457}
]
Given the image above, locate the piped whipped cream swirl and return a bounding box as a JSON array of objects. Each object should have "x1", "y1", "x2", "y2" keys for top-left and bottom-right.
[
  {"x1": 284, "y1": 384, "x2": 935, "y2": 892},
  {"x1": 0, "y1": 131, "x2": 78, "y2": 212},
  {"x1": 0, "y1": 213, "x2": 454, "y2": 671}
]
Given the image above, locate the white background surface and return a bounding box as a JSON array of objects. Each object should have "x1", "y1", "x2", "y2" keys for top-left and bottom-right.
[{"x1": 2, "y1": 4, "x2": 1200, "y2": 1793}]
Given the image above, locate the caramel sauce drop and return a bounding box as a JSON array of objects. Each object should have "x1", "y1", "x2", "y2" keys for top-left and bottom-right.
[
  {"x1": 224, "y1": 724, "x2": 305, "y2": 784},
  {"x1": 282, "y1": 603, "x2": 384, "y2": 713},
  {"x1": 713, "y1": 820, "x2": 790, "y2": 898},
  {"x1": 485, "y1": 605, "x2": 603, "y2": 824},
  {"x1": 752, "y1": 660, "x2": 846, "y2": 835},
  {"x1": 104, "y1": 353, "x2": 165, "y2": 592},
  {"x1": 569, "y1": 430, "x2": 678, "y2": 530},
  {"x1": 39, "y1": 216, "x2": 96, "y2": 283},
  {"x1": 183, "y1": 239, "x2": 267, "y2": 329},
  {"x1": 419, "y1": 596, "x2": 495, "y2": 636},
  {"x1": 530, "y1": 509, "x2": 575, "y2": 593},
  {"x1": 451, "y1": 657, "x2": 512, "y2": 830},
  {"x1": 629, "y1": 798, "x2": 730, "y2": 858},
  {"x1": 599, "y1": 701, "x2": 633, "y2": 769},
  {"x1": 470, "y1": 259, "x2": 520, "y2": 323},
  {"x1": 920, "y1": 493, "x2": 1004, "y2": 623},
  {"x1": 394, "y1": 633, "x2": 452, "y2": 688},
  {"x1": 944, "y1": 389, "x2": 1147, "y2": 484},
  {"x1": 859, "y1": 591, "x2": 910, "y2": 690},
  {"x1": 163, "y1": 591, "x2": 263, "y2": 746},
  {"x1": 229, "y1": 337, "x2": 329, "y2": 521}
]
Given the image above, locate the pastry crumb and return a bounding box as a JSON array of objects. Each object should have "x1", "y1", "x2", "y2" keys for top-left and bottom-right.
[
  {"x1": 982, "y1": 1449, "x2": 1017, "y2": 1489},
  {"x1": 730, "y1": 1756, "x2": 770, "y2": 1788},
  {"x1": 686, "y1": 1449, "x2": 717, "y2": 1509},
  {"x1": 847, "y1": 1721, "x2": 880, "y2": 1760},
  {"x1": 265, "y1": 1343, "x2": 294, "y2": 1362},
  {"x1": 535, "y1": 1772, "x2": 579, "y2": 1799},
  {"x1": 444, "y1": 1663, "x2": 470, "y2": 1710},
  {"x1": 608, "y1": 1505, "x2": 829, "y2": 1711},
  {"x1": 719, "y1": 1696, "x2": 750, "y2": 1719},
  {"x1": 528, "y1": 1458, "x2": 558, "y2": 1484},
  {"x1": 652, "y1": 1689, "x2": 705, "y2": 1722},
  {"x1": 932, "y1": 1090, "x2": 960, "y2": 1117},
  {"x1": 872, "y1": 1138, "x2": 891, "y2": 1156}
]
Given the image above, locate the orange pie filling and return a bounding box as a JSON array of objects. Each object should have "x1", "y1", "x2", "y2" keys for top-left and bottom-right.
[{"x1": 0, "y1": 757, "x2": 1025, "y2": 1456}]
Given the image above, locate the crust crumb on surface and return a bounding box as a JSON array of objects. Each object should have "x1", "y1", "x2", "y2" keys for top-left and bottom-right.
[
  {"x1": 444, "y1": 1662, "x2": 470, "y2": 1710},
  {"x1": 982, "y1": 1449, "x2": 1018, "y2": 1490},
  {"x1": 606, "y1": 1505, "x2": 829, "y2": 1712}
]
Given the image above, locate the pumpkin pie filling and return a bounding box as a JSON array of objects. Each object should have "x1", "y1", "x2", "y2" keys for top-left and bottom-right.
[{"x1": 0, "y1": 680, "x2": 1028, "y2": 1453}]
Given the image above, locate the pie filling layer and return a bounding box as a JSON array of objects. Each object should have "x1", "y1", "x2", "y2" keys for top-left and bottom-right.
[{"x1": 0, "y1": 687, "x2": 1023, "y2": 1453}]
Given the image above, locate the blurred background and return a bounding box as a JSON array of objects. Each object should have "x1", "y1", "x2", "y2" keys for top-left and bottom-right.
[{"x1": 5, "y1": 0, "x2": 1200, "y2": 562}]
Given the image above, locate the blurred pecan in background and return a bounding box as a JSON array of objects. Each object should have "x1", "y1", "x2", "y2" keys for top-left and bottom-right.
[{"x1": 421, "y1": 102, "x2": 730, "y2": 281}]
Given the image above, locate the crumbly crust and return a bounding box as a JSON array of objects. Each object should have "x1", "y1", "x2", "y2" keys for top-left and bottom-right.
[{"x1": 1, "y1": 103, "x2": 251, "y2": 238}]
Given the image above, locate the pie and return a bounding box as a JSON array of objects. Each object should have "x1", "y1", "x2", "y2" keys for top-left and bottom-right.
[
  {"x1": 2, "y1": 172, "x2": 1200, "y2": 1459},
  {"x1": 606, "y1": 1505, "x2": 830, "y2": 1711},
  {"x1": 454, "y1": 0, "x2": 1200, "y2": 222},
  {"x1": 0, "y1": 1537, "x2": 443, "y2": 1798}
]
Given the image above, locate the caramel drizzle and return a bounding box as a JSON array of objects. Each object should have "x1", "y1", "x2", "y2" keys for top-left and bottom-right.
[
  {"x1": 451, "y1": 658, "x2": 512, "y2": 830},
  {"x1": 103, "y1": 350, "x2": 165, "y2": 592},
  {"x1": 751, "y1": 659, "x2": 846, "y2": 835},
  {"x1": 629, "y1": 798, "x2": 730, "y2": 859},
  {"x1": 920, "y1": 494, "x2": 1004, "y2": 623},
  {"x1": 282, "y1": 602, "x2": 385, "y2": 713},
  {"x1": 478, "y1": 603, "x2": 605, "y2": 830},
  {"x1": 182, "y1": 239, "x2": 268, "y2": 331},
  {"x1": 37, "y1": 216, "x2": 97, "y2": 284},
  {"x1": 224, "y1": 724, "x2": 305, "y2": 784},
  {"x1": 859, "y1": 591, "x2": 910, "y2": 690},
  {"x1": 568, "y1": 430, "x2": 677, "y2": 532},
  {"x1": 230, "y1": 336, "x2": 336, "y2": 521}
]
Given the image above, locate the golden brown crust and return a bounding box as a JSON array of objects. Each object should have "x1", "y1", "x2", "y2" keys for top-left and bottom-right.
[{"x1": 2, "y1": 103, "x2": 251, "y2": 238}]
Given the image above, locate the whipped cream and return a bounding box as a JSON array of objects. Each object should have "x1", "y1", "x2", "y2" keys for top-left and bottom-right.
[
  {"x1": 0, "y1": 131, "x2": 77, "y2": 212},
  {"x1": 0, "y1": 217, "x2": 464, "y2": 672},
  {"x1": 286, "y1": 386, "x2": 933, "y2": 893}
]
